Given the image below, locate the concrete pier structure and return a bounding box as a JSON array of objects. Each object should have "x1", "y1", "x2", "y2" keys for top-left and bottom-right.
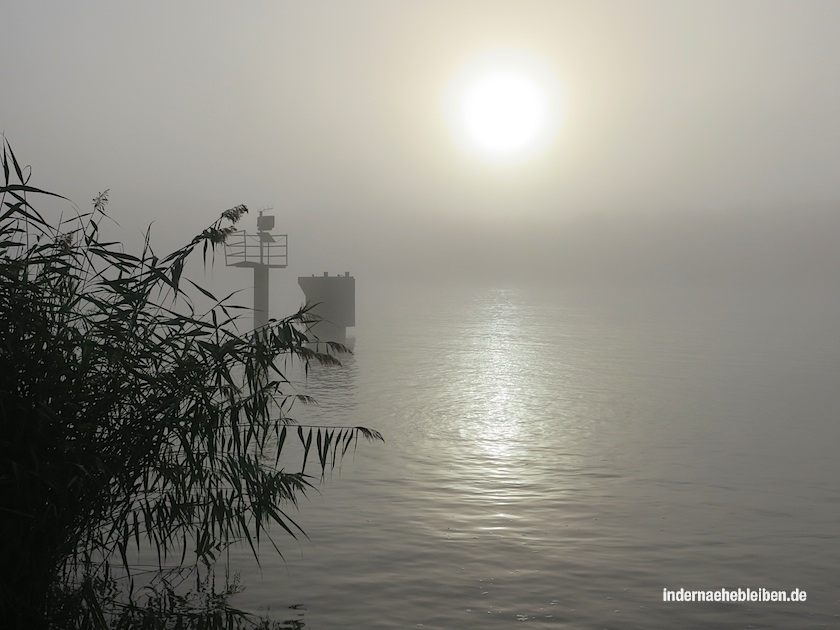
[{"x1": 298, "y1": 272, "x2": 355, "y2": 342}]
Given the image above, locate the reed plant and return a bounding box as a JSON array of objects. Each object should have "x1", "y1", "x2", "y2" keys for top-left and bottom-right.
[{"x1": 0, "y1": 140, "x2": 382, "y2": 629}]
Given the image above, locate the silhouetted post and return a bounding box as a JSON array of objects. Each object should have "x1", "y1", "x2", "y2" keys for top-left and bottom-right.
[{"x1": 224, "y1": 211, "x2": 288, "y2": 330}]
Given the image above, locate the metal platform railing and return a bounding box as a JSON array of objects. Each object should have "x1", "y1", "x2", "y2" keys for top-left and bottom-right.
[{"x1": 224, "y1": 231, "x2": 288, "y2": 268}]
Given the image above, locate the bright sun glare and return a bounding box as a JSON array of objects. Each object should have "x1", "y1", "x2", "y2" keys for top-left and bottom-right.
[
  {"x1": 447, "y1": 51, "x2": 559, "y2": 164},
  {"x1": 461, "y1": 71, "x2": 547, "y2": 154}
]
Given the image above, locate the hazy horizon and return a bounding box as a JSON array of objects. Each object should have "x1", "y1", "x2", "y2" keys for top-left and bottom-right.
[{"x1": 4, "y1": 1, "x2": 840, "y2": 307}]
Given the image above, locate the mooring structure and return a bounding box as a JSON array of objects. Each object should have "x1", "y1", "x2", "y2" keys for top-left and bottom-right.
[
  {"x1": 298, "y1": 272, "x2": 356, "y2": 342},
  {"x1": 224, "y1": 211, "x2": 288, "y2": 330}
]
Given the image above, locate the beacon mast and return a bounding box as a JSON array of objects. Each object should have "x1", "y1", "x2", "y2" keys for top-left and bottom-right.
[{"x1": 224, "y1": 211, "x2": 288, "y2": 330}]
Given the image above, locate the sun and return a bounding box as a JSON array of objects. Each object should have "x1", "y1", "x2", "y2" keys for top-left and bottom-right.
[
  {"x1": 461, "y1": 71, "x2": 547, "y2": 154},
  {"x1": 447, "y1": 51, "x2": 560, "y2": 163}
]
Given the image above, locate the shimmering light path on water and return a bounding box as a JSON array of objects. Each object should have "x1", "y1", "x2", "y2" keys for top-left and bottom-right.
[{"x1": 231, "y1": 286, "x2": 840, "y2": 629}]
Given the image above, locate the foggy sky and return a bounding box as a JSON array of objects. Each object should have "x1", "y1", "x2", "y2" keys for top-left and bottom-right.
[{"x1": 4, "y1": 0, "x2": 840, "y2": 310}]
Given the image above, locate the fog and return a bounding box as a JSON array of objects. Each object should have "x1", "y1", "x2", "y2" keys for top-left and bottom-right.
[{"x1": 4, "y1": 0, "x2": 840, "y2": 309}]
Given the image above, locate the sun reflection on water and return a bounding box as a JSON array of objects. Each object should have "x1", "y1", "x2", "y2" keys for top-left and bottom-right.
[
  {"x1": 426, "y1": 287, "x2": 596, "y2": 552},
  {"x1": 452, "y1": 289, "x2": 533, "y2": 460}
]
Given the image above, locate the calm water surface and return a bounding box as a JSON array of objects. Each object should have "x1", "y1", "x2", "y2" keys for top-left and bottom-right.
[{"x1": 230, "y1": 285, "x2": 840, "y2": 629}]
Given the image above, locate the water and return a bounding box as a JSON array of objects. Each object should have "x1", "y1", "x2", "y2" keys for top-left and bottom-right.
[{"x1": 230, "y1": 285, "x2": 840, "y2": 628}]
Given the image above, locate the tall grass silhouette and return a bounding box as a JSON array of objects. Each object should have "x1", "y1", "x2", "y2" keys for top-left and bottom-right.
[{"x1": 0, "y1": 139, "x2": 382, "y2": 629}]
